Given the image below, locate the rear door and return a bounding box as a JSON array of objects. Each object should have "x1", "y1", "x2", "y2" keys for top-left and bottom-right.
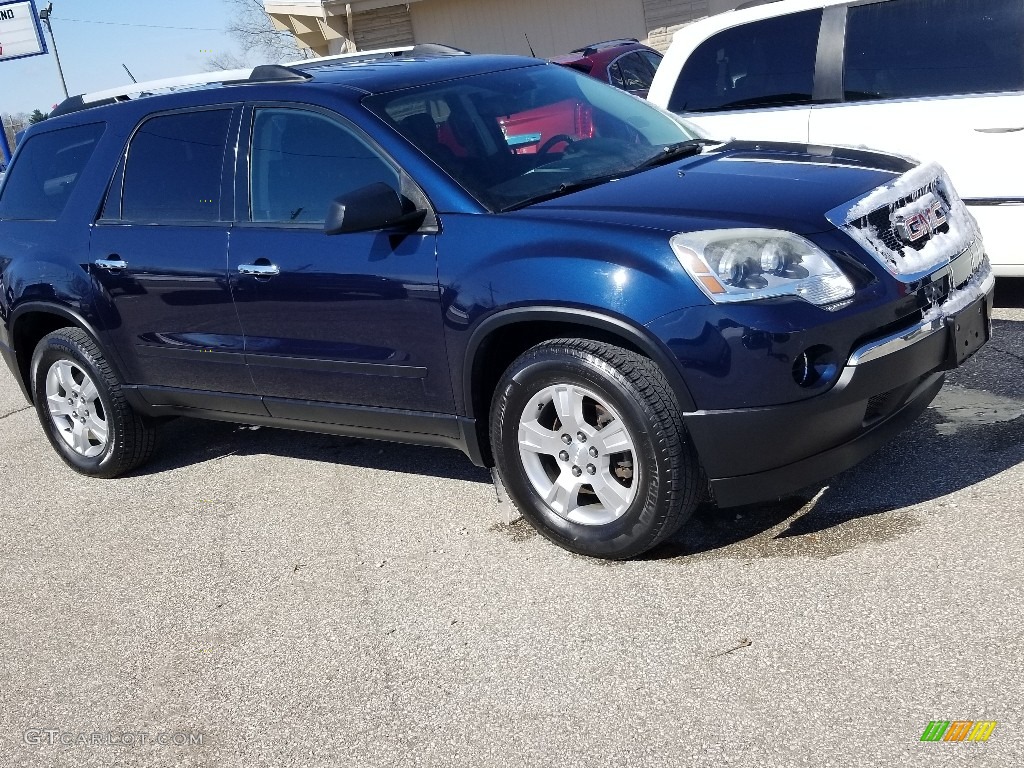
[
  {"x1": 90, "y1": 106, "x2": 261, "y2": 407},
  {"x1": 228, "y1": 104, "x2": 453, "y2": 423},
  {"x1": 808, "y1": 0, "x2": 1024, "y2": 273}
]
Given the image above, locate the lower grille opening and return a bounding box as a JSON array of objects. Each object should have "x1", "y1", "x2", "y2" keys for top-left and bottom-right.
[{"x1": 863, "y1": 378, "x2": 922, "y2": 426}]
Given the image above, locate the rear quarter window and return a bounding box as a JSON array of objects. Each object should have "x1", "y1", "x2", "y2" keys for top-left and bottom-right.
[
  {"x1": 668, "y1": 10, "x2": 823, "y2": 112},
  {"x1": 844, "y1": 0, "x2": 1024, "y2": 101},
  {"x1": 0, "y1": 122, "x2": 105, "y2": 221}
]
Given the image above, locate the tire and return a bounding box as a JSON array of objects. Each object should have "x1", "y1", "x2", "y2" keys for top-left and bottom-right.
[
  {"x1": 490, "y1": 338, "x2": 702, "y2": 559},
  {"x1": 30, "y1": 328, "x2": 157, "y2": 478}
]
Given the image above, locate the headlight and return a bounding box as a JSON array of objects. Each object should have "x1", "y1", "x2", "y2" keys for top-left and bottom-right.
[{"x1": 671, "y1": 229, "x2": 855, "y2": 306}]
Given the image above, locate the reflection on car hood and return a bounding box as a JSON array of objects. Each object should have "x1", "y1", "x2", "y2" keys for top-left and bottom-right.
[{"x1": 518, "y1": 141, "x2": 916, "y2": 236}]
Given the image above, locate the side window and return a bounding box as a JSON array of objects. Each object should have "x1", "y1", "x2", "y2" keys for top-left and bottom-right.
[
  {"x1": 639, "y1": 50, "x2": 663, "y2": 76},
  {"x1": 0, "y1": 122, "x2": 105, "y2": 221},
  {"x1": 844, "y1": 0, "x2": 1024, "y2": 101},
  {"x1": 250, "y1": 108, "x2": 399, "y2": 224},
  {"x1": 668, "y1": 10, "x2": 823, "y2": 112},
  {"x1": 616, "y1": 53, "x2": 656, "y2": 91},
  {"x1": 121, "y1": 109, "x2": 231, "y2": 223}
]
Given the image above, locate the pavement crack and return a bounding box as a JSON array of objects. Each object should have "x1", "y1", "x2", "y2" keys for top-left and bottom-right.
[
  {"x1": 710, "y1": 637, "x2": 752, "y2": 658},
  {"x1": 0, "y1": 405, "x2": 32, "y2": 420},
  {"x1": 988, "y1": 344, "x2": 1024, "y2": 365}
]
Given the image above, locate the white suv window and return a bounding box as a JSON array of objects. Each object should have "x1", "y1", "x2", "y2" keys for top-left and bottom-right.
[
  {"x1": 844, "y1": 0, "x2": 1024, "y2": 101},
  {"x1": 668, "y1": 10, "x2": 822, "y2": 112}
]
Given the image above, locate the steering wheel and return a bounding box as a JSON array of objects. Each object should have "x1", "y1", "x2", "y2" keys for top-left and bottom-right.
[{"x1": 538, "y1": 134, "x2": 576, "y2": 154}]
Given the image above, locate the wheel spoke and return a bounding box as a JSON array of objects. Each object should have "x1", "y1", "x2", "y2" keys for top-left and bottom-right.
[
  {"x1": 596, "y1": 417, "x2": 634, "y2": 454},
  {"x1": 86, "y1": 413, "x2": 108, "y2": 446},
  {"x1": 47, "y1": 393, "x2": 72, "y2": 418},
  {"x1": 552, "y1": 385, "x2": 585, "y2": 432},
  {"x1": 70, "y1": 420, "x2": 90, "y2": 453},
  {"x1": 78, "y1": 376, "x2": 99, "y2": 405},
  {"x1": 542, "y1": 473, "x2": 583, "y2": 516},
  {"x1": 518, "y1": 418, "x2": 564, "y2": 456},
  {"x1": 54, "y1": 361, "x2": 76, "y2": 394},
  {"x1": 589, "y1": 471, "x2": 632, "y2": 517}
]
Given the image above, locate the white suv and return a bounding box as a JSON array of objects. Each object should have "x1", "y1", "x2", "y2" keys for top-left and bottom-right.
[{"x1": 648, "y1": 0, "x2": 1024, "y2": 276}]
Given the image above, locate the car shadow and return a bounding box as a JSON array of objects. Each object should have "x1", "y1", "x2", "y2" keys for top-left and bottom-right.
[
  {"x1": 138, "y1": 418, "x2": 492, "y2": 485},
  {"x1": 132, "y1": 314, "x2": 1023, "y2": 561}
]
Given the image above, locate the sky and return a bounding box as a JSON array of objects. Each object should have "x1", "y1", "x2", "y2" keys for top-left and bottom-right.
[{"x1": 0, "y1": 0, "x2": 244, "y2": 116}]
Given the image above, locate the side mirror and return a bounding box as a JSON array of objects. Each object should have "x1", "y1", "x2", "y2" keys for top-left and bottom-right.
[{"x1": 323, "y1": 182, "x2": 426, "y2": 235}]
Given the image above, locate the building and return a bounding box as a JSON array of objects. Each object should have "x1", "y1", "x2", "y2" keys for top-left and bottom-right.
[{"x1": 265, "y1": 0, "x2": 737, "y2": 58}]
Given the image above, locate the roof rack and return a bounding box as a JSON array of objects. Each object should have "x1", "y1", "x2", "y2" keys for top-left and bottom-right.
[
  {"x1": 570, "y1": 39, "x2": 640, "y2": 56},
  {"x1": 48, "y1": 42, "x2": 469, "y2": 119},
  {"x1": 293, "y1": 42, "x2": 469, "y2": 69},
  {"x1": 49, "y1": 64, "x2": 312, "y2": 118}
]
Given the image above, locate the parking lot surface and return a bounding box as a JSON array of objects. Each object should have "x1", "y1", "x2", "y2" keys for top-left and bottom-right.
[{"x1": 1, "y1": 282, "x2": 1022, "y2": 768}]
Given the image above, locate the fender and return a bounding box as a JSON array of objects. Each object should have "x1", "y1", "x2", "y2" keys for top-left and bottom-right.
[
  {"x1": 462, "y1": 305, "x2": 698, "y2": 416},
  {"x1": 8, "y1": 300, "x2": 129, "y2": 403}
]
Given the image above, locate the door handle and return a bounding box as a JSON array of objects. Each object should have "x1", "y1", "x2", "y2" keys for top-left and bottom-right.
[
  {"x1": 974, "y1": 126, "x2": 1024, "y2": 133},
  {"x1": 237, "y1": 262, "x2": 280, "y2": 277},
  {"x1": 94, "y1": 258, "x2": 128, "y2": 272}
]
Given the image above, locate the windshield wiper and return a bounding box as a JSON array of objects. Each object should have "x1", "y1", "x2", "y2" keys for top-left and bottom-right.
[
  {"x1": 634, "y1": 138, "x2": 723, "y2": 170},
  {"x1": 498, "y1": 174, "x2": 620, "y2": 213}
]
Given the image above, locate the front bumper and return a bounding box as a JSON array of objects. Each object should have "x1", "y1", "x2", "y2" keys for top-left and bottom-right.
[{"x1": 684, "y1": 268, "x2": 994, "y2": 508}]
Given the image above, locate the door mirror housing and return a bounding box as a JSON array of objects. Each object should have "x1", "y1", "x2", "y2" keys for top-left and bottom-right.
[{"x1": 323, "y1": 183, "x2": 426, "y2": 235}]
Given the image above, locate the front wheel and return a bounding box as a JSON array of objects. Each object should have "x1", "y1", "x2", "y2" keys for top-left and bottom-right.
[
  {"x1": 490, "y1": 339, "x2": 702, "y2": 559},
  {"x1": 31, "y1": 328, "x2": 157, "y2": 478}
]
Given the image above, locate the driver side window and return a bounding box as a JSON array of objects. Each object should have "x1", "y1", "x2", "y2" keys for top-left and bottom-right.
[{"x1": 250, "y1": 108, "x2": 399, "y2": 224}]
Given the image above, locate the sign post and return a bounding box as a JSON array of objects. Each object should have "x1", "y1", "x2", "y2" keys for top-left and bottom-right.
[{"x1": 0, "y1": 0, "x2": 48, "y2": 164}]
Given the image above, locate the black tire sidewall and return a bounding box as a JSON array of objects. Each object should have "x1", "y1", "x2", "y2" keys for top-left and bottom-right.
[
  {"x1": 493, "y1": 348, "x2": 671, "y2": 558},
  {"x1": 31, "y1": 333, "x2": 119, "y2": 474}
]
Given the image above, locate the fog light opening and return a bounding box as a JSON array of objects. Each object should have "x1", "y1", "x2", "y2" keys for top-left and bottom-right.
[{"x1": 792, "y1": 345, "x2": 837, "y2": 388}]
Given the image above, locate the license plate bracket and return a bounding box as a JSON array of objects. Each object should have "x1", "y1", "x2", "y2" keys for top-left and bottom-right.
[{"x1": 944, "y1": 295, "x2": 990, "y2": 369}]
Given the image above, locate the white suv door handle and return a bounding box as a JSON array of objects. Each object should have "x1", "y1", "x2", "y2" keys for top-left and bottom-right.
[
  {"x1": 94, "y1": 258, "x2": 128, "y2": 271},
  {"x1": 237, "y1": 263, "x2": 280, "y2": 277},
  {"x1": 974, "y1": 126, "x2": 1024, "y2": 133}
]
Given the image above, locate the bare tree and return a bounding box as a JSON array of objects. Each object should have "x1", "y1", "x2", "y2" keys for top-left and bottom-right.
[
  {"x1": 207, "y1": 0, "x2": 309, "y2": 70},
  {"x1": 2, "y1": 113, "x2": 30, "y2": 150}
]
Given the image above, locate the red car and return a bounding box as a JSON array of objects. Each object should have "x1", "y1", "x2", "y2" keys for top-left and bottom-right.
[
  {"x1": 496, "y1": 40, "x2": 664, "y2": 155},
  {"x1": 551, "y1": 39, "x2": 664, "y2": 98}
]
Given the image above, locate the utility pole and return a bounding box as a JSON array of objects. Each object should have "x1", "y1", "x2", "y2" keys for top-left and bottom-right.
[{"x1": 38, "y1": 3, "x2": 69, "y2": 99}]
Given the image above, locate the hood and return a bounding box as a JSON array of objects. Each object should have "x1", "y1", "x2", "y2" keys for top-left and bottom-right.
[{"x1": 519, "y1": 141, "x2": 917, "y2": 236}]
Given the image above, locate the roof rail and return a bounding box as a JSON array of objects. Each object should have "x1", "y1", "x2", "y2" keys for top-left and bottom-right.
[
  {"x1": 570, "y1": 38, "x2": 640, "y2": 56},
  {"x1": 48, "y1": 43, "x2": 468, "y2": 119},
  {"x1": 49, "y1": 64, "x2": 312, "y2": 118},
  {"x1": 292, "y1": 42, "x2": 469, "y2": 69}
]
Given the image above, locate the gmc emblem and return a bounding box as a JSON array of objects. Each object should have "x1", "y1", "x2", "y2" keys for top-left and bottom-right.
[{"x1": 894, "y1": 195, "x2": 948, "y2": 245}]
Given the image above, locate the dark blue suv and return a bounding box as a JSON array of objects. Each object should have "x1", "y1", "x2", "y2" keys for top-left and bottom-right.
[{"x1": 0, "y1": 50, "x2": 993, "y2": 558}]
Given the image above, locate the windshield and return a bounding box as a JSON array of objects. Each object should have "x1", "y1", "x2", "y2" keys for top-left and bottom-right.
[{"x1": 363, "y1": 63, "x2": 700, "y2": 211}]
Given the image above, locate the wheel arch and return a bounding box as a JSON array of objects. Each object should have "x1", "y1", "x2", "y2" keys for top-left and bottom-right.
[
  {"x1": 462, "y1": 307, "x2": 696, "y2": 466},
  {"x1": 9, "y1": 302, "x2": 123, "y2": 403}
]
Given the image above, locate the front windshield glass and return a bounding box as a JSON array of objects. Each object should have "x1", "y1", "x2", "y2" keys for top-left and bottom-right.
[{"x1": 363, "y1": 63, "x2": 700, "y2": 211}]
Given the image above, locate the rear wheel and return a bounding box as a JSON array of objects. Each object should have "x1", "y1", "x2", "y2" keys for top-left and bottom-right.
[
  {"x1": 31, "y1": 328, "x2": 157, "y2": 477},
  {"x1": 490, "y1": 339, "x2": 701, "y2": 559}
]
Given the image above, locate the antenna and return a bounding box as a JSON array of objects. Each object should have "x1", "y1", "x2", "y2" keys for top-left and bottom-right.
[
  {"x1": 122, "y1": 64, "x2": 138, "y2": 84},
  {"x1": 524, "y1": 33, "x2": 536, "y2": 58}
]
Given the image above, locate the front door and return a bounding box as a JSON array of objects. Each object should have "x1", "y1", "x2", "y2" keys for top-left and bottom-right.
[{"x1": 228, "y1": 106, "x2": 452, "y2": 420}]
